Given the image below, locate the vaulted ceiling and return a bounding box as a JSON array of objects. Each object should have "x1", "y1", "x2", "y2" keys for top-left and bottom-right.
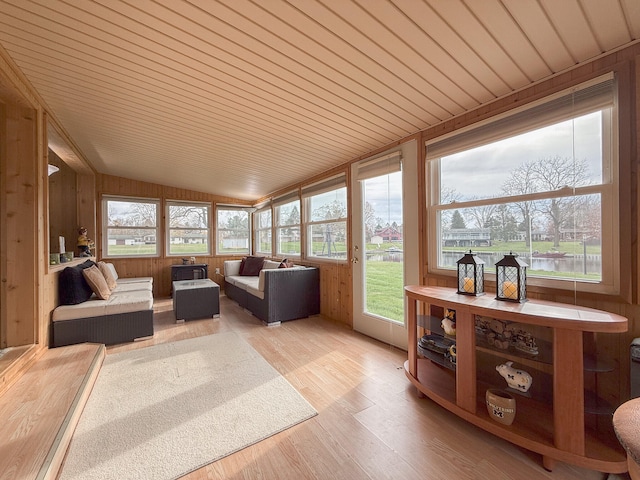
[{"x1": 0, "y1": 0, "x2": 638, "y2": 200}]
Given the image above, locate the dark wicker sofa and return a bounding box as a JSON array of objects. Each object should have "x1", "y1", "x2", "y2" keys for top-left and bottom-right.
[
  {"x1": 224, "y1": 259, "x2": 320, "y2": 325},
  {"x1": 51, "y1": 260, "x2": 154, "y2": 347}
]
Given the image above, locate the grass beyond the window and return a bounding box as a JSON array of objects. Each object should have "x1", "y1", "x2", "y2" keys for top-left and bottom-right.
[{"x1": 365, "y1": 260, "x2": 404, "y2": 323}]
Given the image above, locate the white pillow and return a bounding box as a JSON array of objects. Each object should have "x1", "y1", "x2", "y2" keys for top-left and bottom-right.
[{"x1": 105, "y1": 262, "x2": 119, "y2": 280}]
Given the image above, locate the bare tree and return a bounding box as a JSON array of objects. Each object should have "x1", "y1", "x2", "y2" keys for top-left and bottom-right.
[
  {"x1": 530, "y1": 155, "x2": 590, "y2": 247},
  {"x1": 502, "y1": 161, "x2": 538, "y2": 247}
]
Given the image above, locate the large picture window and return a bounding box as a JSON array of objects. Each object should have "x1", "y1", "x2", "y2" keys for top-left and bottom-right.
[
  {"x1": 427, "y1": 74, "x2": 618, "y2": 294},
  {"x1": 216, "y1": 206, "x2": 250, "y2": 255},
  {"x1": 102, "y1": 196, "x2": 160, "y2": 257},
  {"x1": 166, "y1": 201, "x2": 210, "y2": 256},
  {"x1": 303, "y1": 175, "x2": 347, "y2": 261},
  {"x1": 274, "y1": 192, "x2": 301, "y2": 257}
]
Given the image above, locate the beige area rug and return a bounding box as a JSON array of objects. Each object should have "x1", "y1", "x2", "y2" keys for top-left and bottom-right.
[{"x1": 59, "y1": 332, "x2": 317, "y2": 480}]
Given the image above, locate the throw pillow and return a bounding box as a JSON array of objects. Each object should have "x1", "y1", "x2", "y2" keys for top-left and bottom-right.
[
  {"x1": 279, "y1": 258, "x2": 294, "y2": 268},
  {"x1": 58, "y1": 260, "x2": 96, "y2": 305},
  {"x1": 82, "y1": 265, "x2": 111, "y2": 300},
  {"x1": 240, "y1": 256, "x2": 265, "y2": 276},
  {"x1": 97, "y1": 261, "x2": 117, "y2": 290}
]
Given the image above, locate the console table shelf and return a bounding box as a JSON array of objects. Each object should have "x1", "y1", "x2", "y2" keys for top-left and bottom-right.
[{"x1": 404, "y1": 285, "x2": 628, "y2": 474}]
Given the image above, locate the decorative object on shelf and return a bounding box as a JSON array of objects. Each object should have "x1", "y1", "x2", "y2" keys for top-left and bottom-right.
[
  {"x1": 456, "y1": 250, "x2": 485, "y2": 296},
  {"x1": 445, "y1": 344, "x2": 457, "y2": 364},
  {"x1": 417, "y1": 334, "x2": 456, "y2": 371},
  {"x1": 441, "y1": 308, "x2": 456, "y2": 336},
  {"x1": 486, "y1": 388, "x2": 516, "y2": 425},
  {"x1": 496, "y1": 361, "x2": 532, "y2": 393},
  {"x1": 49, "y1": 253, "x2": 59, "y2": 265},
  {"x1": 190, "y1": 256, "x2": 196, "y2": 264},
  {"x1": 77, "y1": 227, "x2": 95, "y2": 257},
  {"x1": 487, "y1": 318, "x2": 510, "y2": 349},
  {"x1": 418, "y1": 334, "x2": 454, "y2": 354},
  {"x1": 62, "y1": 251, "x2": 74, "y2": 262},
  {"x1": 510, "y1": 325, "x2": 539, "y2": 355},
  {"x1": 495, "y1": 251, "x2": 528, "y2": 303}
]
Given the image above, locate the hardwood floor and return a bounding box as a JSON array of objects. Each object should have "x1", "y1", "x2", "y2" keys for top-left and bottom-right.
[
  {"x1": 0, "y1": 295, "x2": 619, "y2": 479},
  {"x1": 104, "y1": 296, "x2": 614, "y2": 480}
]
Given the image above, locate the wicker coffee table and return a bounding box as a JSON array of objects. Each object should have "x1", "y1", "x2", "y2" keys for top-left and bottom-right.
[{"x1": 172, "y1": 279, "x2": 220, "y2": 322}]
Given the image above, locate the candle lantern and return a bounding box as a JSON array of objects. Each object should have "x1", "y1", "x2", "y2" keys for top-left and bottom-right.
[
  {"x1": 495, "y1": 252, "x2": 528, "y2": 303},
  {"x1": 456, "y1": 250, "x2": 485, "y2": 296}
]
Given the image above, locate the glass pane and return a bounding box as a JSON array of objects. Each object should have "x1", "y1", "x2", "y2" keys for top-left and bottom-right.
[
  {"x1": 217, "y1": 209, "x2": 249, "y2": 254},
  {"x1": 438, "y1": 194, "x2": 602, "y2": 281},
  {"x1": 363, "y1": 171, "x2": 404, "y2": 323},
  {"x1": 308, "y1": 187, "x2": 347, "y2": 222},
  {"x1": 277, "y1": 226, "x2": 300, "y2": 255},
  {"x1": 308, "y1": 222, "x2": 347, "y2": 259},
  {"x1": 218, "y1": 229, "x2": 249, "y2": 254},
  {"x1": 168, "y1": 229, "x2": 209, "y2": 255},
  {"x1": 276, "y1": 200, "x2": 300, "y2": 226},
  {"x1": 106, "y1": 228, "x2": 157, "y2": 256},
  {"x1": 439, "y1": 111, "x2": 604, "y2": 202},
  {"x1": 256, "y1": 229, "x2": 272, "y2": 254},
  {"x1": 169, "y1": 204, "x2": 208, "y2": 228},
  {"x1": 257, "y1": 209, "x2": 271, "y2": 229},
  {"x1": 106, "y1": 200, "x2": 157, "y2": 227}
]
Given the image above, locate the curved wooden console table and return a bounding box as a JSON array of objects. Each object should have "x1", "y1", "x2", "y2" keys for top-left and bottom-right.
[{"x1": 404, "y1": 285, "x2": 628, "y2": 473}]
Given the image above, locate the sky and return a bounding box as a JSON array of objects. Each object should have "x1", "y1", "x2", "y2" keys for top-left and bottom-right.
[
  {"x1": 357, "y1": 110, "x2": 606, "y2": 227},
  {"x1": 439, "y1": 111, "x2": 604, "y2": 199}
]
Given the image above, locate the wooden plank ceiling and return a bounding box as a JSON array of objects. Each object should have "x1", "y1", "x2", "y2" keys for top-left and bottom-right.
[{"x1": 0, "y1": 0, "x2": 638, "y2": 200}]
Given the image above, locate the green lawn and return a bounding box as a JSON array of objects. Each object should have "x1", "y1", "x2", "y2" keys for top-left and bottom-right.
[{"x1": 365, "y1": 260, "x2": 404, "y2": 323}]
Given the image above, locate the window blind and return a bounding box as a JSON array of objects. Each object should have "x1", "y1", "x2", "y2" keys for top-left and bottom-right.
[
  {"x1": 356, "y1": 151, "x2": 402, "y2": 180},
  {"x1": 426, "y1": 73, "x2": 615, "y2": 160}
]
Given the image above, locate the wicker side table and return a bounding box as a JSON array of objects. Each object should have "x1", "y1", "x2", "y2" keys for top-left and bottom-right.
[{"x1": 172, "y1": 279, "x2": 220, "y2": 321}]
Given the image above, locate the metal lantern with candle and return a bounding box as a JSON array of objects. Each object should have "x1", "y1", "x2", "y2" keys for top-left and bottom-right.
[
  {"x1": 456, "y1": 250, "x2": 485, "y2": 296},
  {"x1": 495, "y1": 252, "x2": 528, "y2": 303}
]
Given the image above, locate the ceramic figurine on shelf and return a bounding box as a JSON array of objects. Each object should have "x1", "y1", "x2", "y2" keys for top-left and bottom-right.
[
  {"x1": 441, "y1": 308, "x2": 456, "y2": 336},
  {"x1": 77, "y1": 226, "x2": 94, "y2": 257},
  {"x1": 496, "y1": 361, "x2": 533, "y2": 393}
]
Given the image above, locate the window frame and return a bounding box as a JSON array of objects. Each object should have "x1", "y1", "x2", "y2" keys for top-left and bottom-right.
[
  {"x1": 102, "y1": 195, "x2": 161, "y2": 258},
  {"x1": 302, "y1": 175, "x2": 348, "y2": 262},
  {"x1": 274, "y1": 191, "x2": 301, "y2": 258},
  {"x1": 254, "y1": 204, "x2": 273, "y2": 256},
  {"x1": 216, "y1": 205, "x2": 252, "y2": 256},
  {"x1": 165, "y1": 200, "x2": 212, "y2": 257},
  {"x1": 426, "y1": 74, "x2": 619, "y2": 295}
]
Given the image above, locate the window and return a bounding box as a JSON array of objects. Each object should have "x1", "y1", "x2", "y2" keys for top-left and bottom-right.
[
  {"x1": 427, "y1": 74, "x2": 618, "y2": 294},
  {"x1": 303, "y1": 175, "x2": 347, "y2": 260},
  {"x1": 254, "y1": 205, "x2": 272, "y2": 256},
  {"x1": 216, "y1": 206, "x2": 250, "y2": 255},
  {"x1": 102, "y1": 196, "x2": 160, "y2": 257},
  {"x1": 166, "y1": 201, "x2": 211, "y2": 256},
  {"x1": 274, "y1": 191, "x2": 301, "y2": 257}
]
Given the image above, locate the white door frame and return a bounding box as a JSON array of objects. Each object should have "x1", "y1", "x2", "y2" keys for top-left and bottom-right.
[{"x1": 351, "y1": 140, "x2": 419, "y2": 349}]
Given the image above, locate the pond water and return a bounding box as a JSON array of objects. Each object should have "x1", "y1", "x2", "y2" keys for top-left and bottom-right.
[{"x1": 365, "y1": 250, "x2": 602, "y2": 276}]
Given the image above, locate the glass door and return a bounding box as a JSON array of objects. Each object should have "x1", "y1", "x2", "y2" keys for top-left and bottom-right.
[{"x1": 351, "y1": 151, "x2": 408, "y2": 348}]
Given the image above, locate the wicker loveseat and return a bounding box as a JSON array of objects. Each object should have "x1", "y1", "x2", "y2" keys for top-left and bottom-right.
[
  {"x1": 224, "y1": 258, "x2": 320, "y2": 325},
  {"x1": 51, "y1": 260, "x2": 154, "y2": 347}
]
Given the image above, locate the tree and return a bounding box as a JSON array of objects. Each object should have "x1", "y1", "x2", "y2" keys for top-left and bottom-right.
[
  {"x1": 467, "y1": 200, "x2": 496, "y2": 229},
  {"x1": 451, "y1": 210, "x2": 466, "y2": 229},
  {"x1": 363, "y1": 201, "x2": 377, "y2": 242},
  {"x1": 502, "y1": 161, "x2": 538, "y2": 247},
  {"x1": 489, "y1": 204, "x2": 518, "y2": 242},
  {"x1": 530, "y1": 155, "x2": 590, "y2": 247}
]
